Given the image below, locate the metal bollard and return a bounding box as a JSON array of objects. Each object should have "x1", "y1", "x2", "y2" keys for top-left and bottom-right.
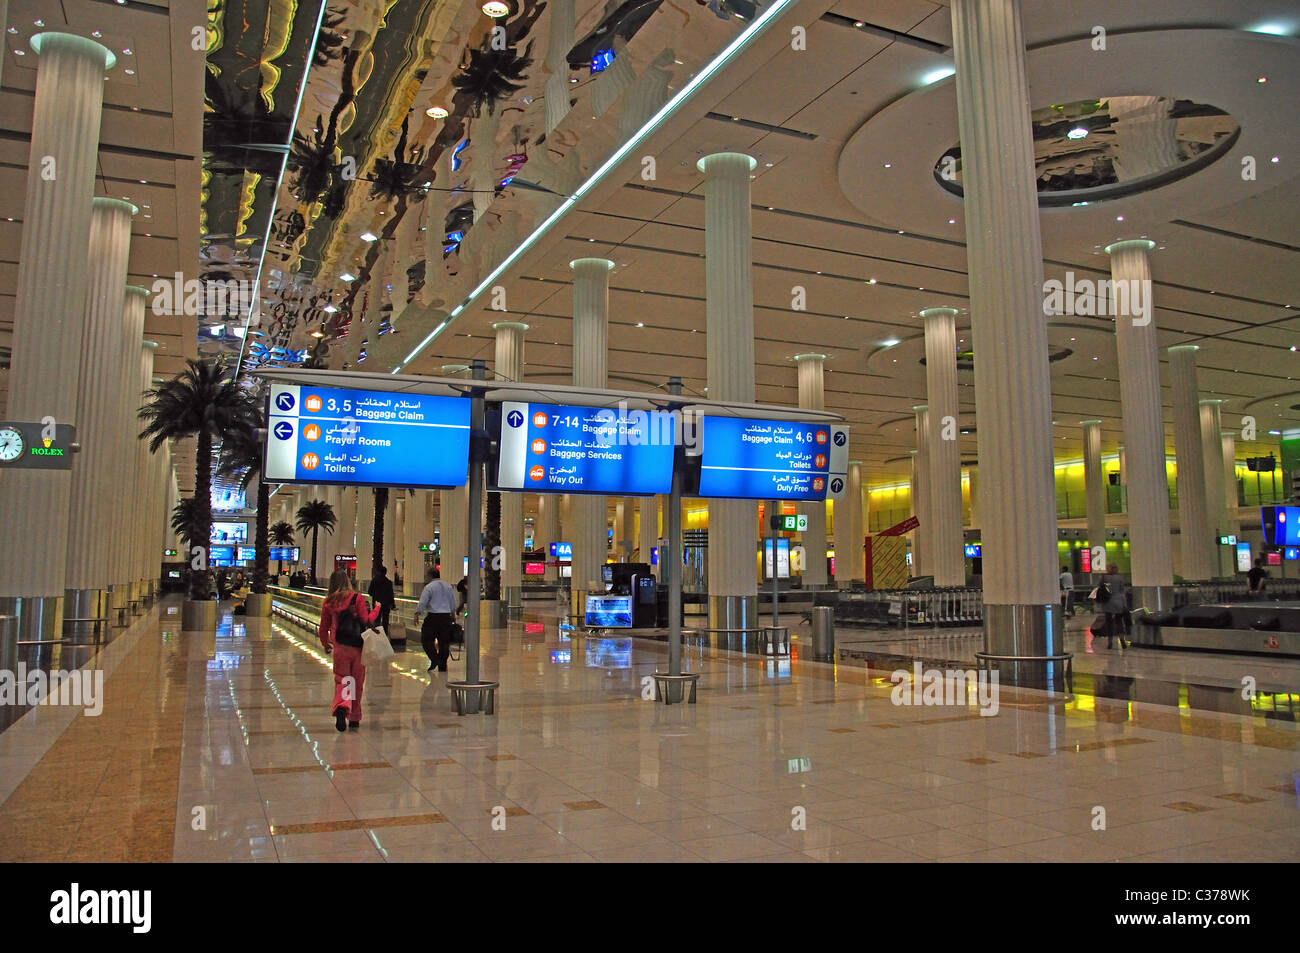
[{"x1": 811, "y1": 606, "x2": 835, "y2": 662}]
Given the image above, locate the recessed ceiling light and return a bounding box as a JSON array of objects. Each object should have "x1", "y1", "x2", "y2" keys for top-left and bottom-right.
[
  {"x1": 1067, "y1": 127, "x2": 1089, "y2": 140},
  {"x1": 124, "y1": 68, "x2": 134, "y2": 75},
  {"x1": 482, "y1": 0, "x2": 510, "y2": 15},
  {"x1": 426, "y1": 106, "x2": 448, "y2": 119},
  {"x1": 1271, "y1": 156, "x2": 1280, "y2": 163},
  {"x1": 1258, "y1": 76, "x2": 1267, "y2": 83},
  {"x1": 323, "y1": 305, "x2": 338, "y2": 314},
  {"x1": 569, "y1": 77, "x2": 579, "y2": 83},
  {"x1": 1116, "y1": 215, "x2": 1124, "y2": 221},
  {"x1": 6, "y1": 27, "x2": 16, "y2": 34},
  {"x1": 636, "y1": 322, "x2": 644, "y2": 327},
  {"x1": 33, "y1": 19, "x2": 44, "y2": 26},
  {"x1": 948, "y1": 219, "x2": 955, "y2": 224},
  {"x1": 91, "y1": 30, "x2": 101, "y2": 37},
  {"x1": 340, "y1": 273, "x2": 356, "y2": 282},
  {"x1": 854, "y1": 21, "x2": 864, "y2": 27},
  {"x1": 868, "y1": 278, "x2": 877, "y2": 284},
  {"x1": 882, "y1": 338, "x2": 899, "y2": 347},
  {"x1": 13, "y1": 49, "x2": 24, "y2": 56},
  {"x1": 922, "y1": 66, "x2": 955, "y2": 85},
  {"x1": 122, "y1": 48, "x2": 132, "y2": 55},
  {"x1": 360, "y1": 232, "x2": 377, "y2": 242},
  {"x1": 883, "y1": 163, "x2": 892, "y2": 168}
]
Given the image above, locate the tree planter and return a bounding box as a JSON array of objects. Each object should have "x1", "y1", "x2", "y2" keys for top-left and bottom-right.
[{"x1": 182, "y1": 599, "x2": 219, "y2": 631}]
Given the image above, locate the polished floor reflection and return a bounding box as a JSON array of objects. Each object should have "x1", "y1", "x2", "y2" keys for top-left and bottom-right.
[{"x1": 0, "y1": 596, "x2": 1296, "y2": 863}]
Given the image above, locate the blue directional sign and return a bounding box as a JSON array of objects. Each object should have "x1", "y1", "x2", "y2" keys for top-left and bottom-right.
[
  {"x1": 265, "y1": 383, "x2": 470, "y2": 488},
  {"x1": 549, "y1": 542, "x2": 573, "y2": 559},
  {"x1": 698, "y1": 416, "x2": 831, "y2": 501},
  {"x1": 496, "y1": 401, "x2": 674, "y2": 495}
]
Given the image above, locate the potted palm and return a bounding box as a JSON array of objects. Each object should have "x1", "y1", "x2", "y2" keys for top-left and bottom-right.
[
  {"x1": 140, "y1": 359, "x2": 256, "y2": 630},
  {"x1": 216, "y1": 412, "x2": 274, "y2": 616},
  {"x1": 295, "y1": 499, "x2": 337, "y2": 585},
  {"x1": 269, "y1": 521, "x2": 295, "y2": 579}
]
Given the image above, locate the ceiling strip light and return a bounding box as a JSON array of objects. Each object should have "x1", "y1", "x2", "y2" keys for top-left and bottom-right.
[{"x1": 393, "y1": 0, "x2": 799, "y2": 373}]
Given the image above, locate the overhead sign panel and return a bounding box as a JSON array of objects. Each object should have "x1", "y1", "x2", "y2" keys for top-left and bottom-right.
[
  {"x1": 496, "y1": 401, "x2": 674, "y2": 496},
  {"x1": 265, "y1": 383, "x2": 470, "y2": 488},
  {"x1": 698, "y1": 416, "x2": 830, "y2": 501}
]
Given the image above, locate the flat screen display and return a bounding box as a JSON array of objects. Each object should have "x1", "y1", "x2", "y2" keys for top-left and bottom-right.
[
  {"x1": 698, "y1": 416, "x2": 830, "y2": 501},
  {"x1": 1261, "y1": 506, "x2": 1300, "y2": 546},
  {"x1": 495, "y1": 401, "x2": 674, "y2": 495},
  {"x1": 584, "y1": 595, "x2": 632, "y2": 628},
  {"x1": 524, "y1": 561, "x2": 545, "y2": 575},
  {"x1": 211, "y1": 522, "x2": 247, "y2": 543},
  {"x1": 265, "y1": 383, "x2": 470, "y2": 488}
]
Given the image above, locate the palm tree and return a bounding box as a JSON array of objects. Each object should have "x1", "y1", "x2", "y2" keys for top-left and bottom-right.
[
  {"x1": 269, "y1": 521, "x2": 295, "y2": 577},
  {"x1": 215, "y1": 412, "x2": 272, "y2": 595},
  {"x1": 295, "y1": 499, "x2": 336, "y2": 585},
  {"x1": 140, "y1": 359, "x2": 256, "y2": 602},
  {"x1": 372, "y1": 487, "x2": 389, "y2": 578},
  {"x1": 170, "y1": 497, "x2": 204, "y2": 549}
]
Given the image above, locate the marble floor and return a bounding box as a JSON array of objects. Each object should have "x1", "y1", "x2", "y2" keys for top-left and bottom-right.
[{"x1": 0, "y1": 595, "x2": 1296, "y2": 863}]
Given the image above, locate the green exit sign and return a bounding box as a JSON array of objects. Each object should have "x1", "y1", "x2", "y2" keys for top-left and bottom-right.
[
  {"x1": 776, "y1": 514, "x2": 809, "y2": 532},
  {"x1": 419, "y1": 542, "x2": 434, "y2": 552},
  {"x1": 164, "y1": 548, "x2": 178, "y2": 557},
  {"x1": 1219, "y1": 535, "x2": 1237, "y2": 545}
]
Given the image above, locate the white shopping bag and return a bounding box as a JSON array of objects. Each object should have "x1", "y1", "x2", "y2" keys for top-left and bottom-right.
[{"x1": 360, "y1": 625, "x2": 395, "y2": 668}]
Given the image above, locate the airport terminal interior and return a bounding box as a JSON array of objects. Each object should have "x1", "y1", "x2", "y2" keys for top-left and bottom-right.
[{"x1": 0, "y1": 0, "x2": 1297, "y2": 866}]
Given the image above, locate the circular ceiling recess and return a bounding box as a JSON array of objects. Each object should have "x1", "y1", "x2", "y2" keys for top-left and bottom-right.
[{"x1": 935, "y1": 96, "x2": 1240, "y2": 207}]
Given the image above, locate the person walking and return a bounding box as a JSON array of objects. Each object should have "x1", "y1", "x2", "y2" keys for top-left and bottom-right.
[
  {"x1": 368, "y1": 563, "x2": 396, "y2": 636},
  {"x1": 318, "y1": 569, "x2": 382, "y2": 731},
  {"x1": 1100, "y1": 570, "x2": 1129, "y2": 649},
  {"x1": 415, "y1": 567, "x2": 458, "y2": 673},
  {"x1": 1059, "y1": 565, "x2": 1074, "y2": 618},
  {"x1": 1248, "y1": 557, "x2": 1269, "y2": 599}
]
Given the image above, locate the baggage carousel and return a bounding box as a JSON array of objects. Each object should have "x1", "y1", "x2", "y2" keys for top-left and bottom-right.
[{"x1": 1132, "y1": 601, "x2": 1300, "y2": 658}]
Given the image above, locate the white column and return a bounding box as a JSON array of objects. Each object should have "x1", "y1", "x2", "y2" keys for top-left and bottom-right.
[
  {"x1": 639, "y1": 496, "x2": 661, "y2": 573},
  {"x1": 65, "y1": 200, "x2": 134, "y2": 600},
  {"x1": 1168, "y1": 346, "x2": 1214, "y2": 580},
  {"x1": 1081, "y1": 420, "x2": 1107, "y2": 578},
  {"x1": 909, "y1": 450, "x2": 925, "y2": 576},
  {"x1": 355, "y1": 489, "x2": 375, "y2": 586},
  {"x1": 794, "y1": 353, "x2": 829, "y2": 586},
  {"x1": 921, "y1": 307, "x2": 965, "y2": 586},
  {"x1": 912, "y1": 406, "x2": 932, "y2": 577},
  {"x1": 1201, "y1": 399, "x2": 1228, "y2": 541},
  {"x1": 1221, "y1": 433, "x2": 1239, "y2": 534},
  {"x1": 494, "y1": 321, "x2": 527, "y2": 597},
  {"x1": 131, "y1": 340, "x2": 158, "y2": 589},
  {"x1": 112, "y1": 287, "x2": 147, "y2": 592},
  {"x1": 568, "y1": 259, "x2": 613, "y2": 604},
  {"x1": 537, "y1": 494, "x2": 560, "y2": 580},
  {"x1": 1108, "y1": 238, "x2": 1173, "y2": 588},
  {"x1": 697, "y1": 152, "x2": 759, "y2": 621},
  {"x1": 950, "y1": 0, "x2": 1059, "y2": 659},
  {"x1": 403, "y1": 490, "x2": 429, "y2": 595},
  {"x1": 0, "y1": 34, "x2": 116, "y2": 638},
  {"x1": 439, "y1": 486, "x2": 469, "y2": 583},
  {"x1": 845, "y1": 463, "x2": 865, "y2": 584}
]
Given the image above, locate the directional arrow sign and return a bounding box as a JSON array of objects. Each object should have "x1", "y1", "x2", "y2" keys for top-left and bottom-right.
[{"x1": 272, "y1": 421, "x2": 294, "y2": 440}]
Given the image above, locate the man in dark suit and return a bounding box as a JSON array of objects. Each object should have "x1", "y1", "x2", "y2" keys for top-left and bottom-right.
[{"x1": 368, "y1": 563, "x2": 397, "y2": 638}]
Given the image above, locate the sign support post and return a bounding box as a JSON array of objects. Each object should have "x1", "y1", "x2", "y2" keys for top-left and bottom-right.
[
  {"x1": 446, "y1": 359, "x2": 499, "y2": 714},
  {"x1": 667, "y1": 377, "x2": 684, "y2": 686},
  {"x1": 769, "y1": 499, "x2": 781, "y2": 631}
]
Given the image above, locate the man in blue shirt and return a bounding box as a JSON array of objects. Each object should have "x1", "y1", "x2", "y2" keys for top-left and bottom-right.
[{"x1": 415, "y1": 567, "x2": 458, "y2": 672}]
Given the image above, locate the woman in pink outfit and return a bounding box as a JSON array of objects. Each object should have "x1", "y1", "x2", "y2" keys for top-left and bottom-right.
[{"x1": 318, "y1": 570, "x2": 382, "y2": 731}]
